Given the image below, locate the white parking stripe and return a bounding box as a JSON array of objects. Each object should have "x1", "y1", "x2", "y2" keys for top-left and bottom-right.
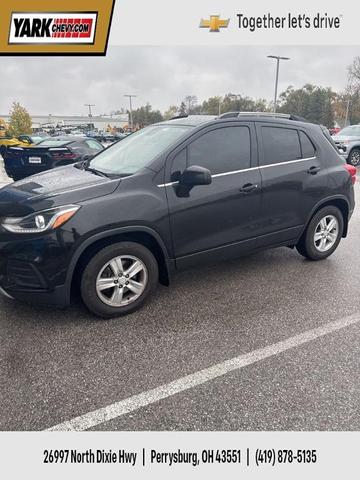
[{"x1": 46, "y1": 313, "x2": 360, "y2": 431}]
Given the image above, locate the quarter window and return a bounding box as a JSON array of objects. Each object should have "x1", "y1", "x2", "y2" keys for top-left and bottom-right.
[
  {"x1": 299, "y1": 131, "x2": 316, "y2": 158},
  {"x1": 261, "y1": 126, "x2": 301, "y2": 166},
  {"x1": 187, "y1": 126, "x2": 251, "y2": 175}
]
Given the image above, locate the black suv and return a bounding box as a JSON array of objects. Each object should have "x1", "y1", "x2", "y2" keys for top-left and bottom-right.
[{"x1": 0, "y1": 113, "x2": 355, "y2": 318}]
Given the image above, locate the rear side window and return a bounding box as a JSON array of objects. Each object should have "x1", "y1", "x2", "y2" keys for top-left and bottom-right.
[
  {"x1": 299, "y1": 131, "x2": 316, "y2": 158},
  {"x1": 187, "y1": 126, "x2": 251, "y2": 175},
  {"x1": 261, "y1": 126, "x2": 301, "y2": 165}
]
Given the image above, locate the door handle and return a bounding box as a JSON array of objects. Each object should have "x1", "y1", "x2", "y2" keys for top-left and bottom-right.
[
  {"x1": 239, "y1": 183, "x2": 258, "y2": 193},
  {"x1": 307, "y1": 166, "x2": 320, "y2": 175}
]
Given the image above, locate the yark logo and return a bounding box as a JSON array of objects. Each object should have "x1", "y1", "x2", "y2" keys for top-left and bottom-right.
[
  {"x1": 199, "y1": 15, "x2": 230, "y2": 32},
  {"x1": 9, "y1": 12, "x2": 98, "y2": 44}
]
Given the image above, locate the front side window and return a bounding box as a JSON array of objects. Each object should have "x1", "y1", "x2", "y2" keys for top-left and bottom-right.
[
  {"x1": 261, "y1": 126, "x2": 301, "y2": 166},
  {"x1": 187, "y1": 126, "x2": 251, "y2": 175},
  {"x1": 89, "y1": 125, "x2": 191, "y2": 176}
]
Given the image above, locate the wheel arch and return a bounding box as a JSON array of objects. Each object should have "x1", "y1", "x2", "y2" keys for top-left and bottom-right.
[
  {"x1": 301, "y1": 196, "x2": 350, "y2": 240},
  {"x1": 67, "y1": 226, "x2": 172, "y2": 298}
]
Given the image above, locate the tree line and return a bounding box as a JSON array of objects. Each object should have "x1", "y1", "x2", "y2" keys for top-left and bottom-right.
[
  {"x1": 133, "y1": 56, "x2": 360, "y2": 129},
  {"x1": 5, "y1": 56, "x2": 360, "y2": 135}
]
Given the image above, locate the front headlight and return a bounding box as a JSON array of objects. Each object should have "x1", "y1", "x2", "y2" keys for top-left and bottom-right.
[{"x1": 1, "y1": 205, "x2": 80, "y2": 234}]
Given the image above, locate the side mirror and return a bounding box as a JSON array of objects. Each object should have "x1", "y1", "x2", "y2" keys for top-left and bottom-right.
[
  {"x1": 176, "y1": 165, "x2": 212, "y2": 197},
  {"x1": 180, "y1": 165, "x2": 212, "y2": 187}
]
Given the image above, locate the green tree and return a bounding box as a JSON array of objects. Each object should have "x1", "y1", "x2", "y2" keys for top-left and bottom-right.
[
  {"x1": 333, "y1": 88, "x2": 360, "y2": 127},
  {"x1": 7, "y1": 101, "x2": 32, "y2": 137},
  {"x1": 201, "y1": 93, "x2": 270, "y2": 116},
  {"x1": 131, "y1": 103, "x2": 163, "y2": 128},
  {"x1": 278, "y1": 84, "x2": 335, "y2": 127},
  {"x1": 201, "y1": 96, "x2": 223, "y2": 115},
  {"x1": 164, "y1": 105, "x2": 178, "y2": 120}
]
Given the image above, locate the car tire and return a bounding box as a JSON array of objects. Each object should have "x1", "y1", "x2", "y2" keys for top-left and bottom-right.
[
  {"x1": 11, "y1": 174, "x2": 23, "y2": 182},
  {"x1": 296, "y1": 206, "x2": 344, "y2": 260},
  {"x1": 80, "y1": 242, "x2": 159, "y2": 318},
  {"x1": 348, "y1": 148, "x2": 360, "y2": 167}
]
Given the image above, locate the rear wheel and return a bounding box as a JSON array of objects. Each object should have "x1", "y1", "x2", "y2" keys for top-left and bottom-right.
[
  {"x1": 348, "y1": 148, "x2": 360, "y2": 167},
  {"x1": 80, "y1": 242, "x2": 159, "y2": 318},
  {"x1": 296, "y1": 206, "x2": 344, "y2": 260}
]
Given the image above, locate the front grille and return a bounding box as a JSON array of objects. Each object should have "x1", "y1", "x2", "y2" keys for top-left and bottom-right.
[{"x1": 7, "y1": 259, "x2": 46, "y2": 289}]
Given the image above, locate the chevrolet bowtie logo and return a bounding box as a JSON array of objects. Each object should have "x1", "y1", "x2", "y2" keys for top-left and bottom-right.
[{"x1": 199, "y1": 15, "x2": 230, "y2": 32}]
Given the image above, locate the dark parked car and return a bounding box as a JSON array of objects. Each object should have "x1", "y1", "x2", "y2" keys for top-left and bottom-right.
[
  {"x1": 0, "y1": 113, "x2": 355, "y2": 318},
  {"x1": 87, "y1": 131, "x2": 126, "y2": 143},
  {"x1": 2, "y1": 136, "x2": 104, "y2": 181}
]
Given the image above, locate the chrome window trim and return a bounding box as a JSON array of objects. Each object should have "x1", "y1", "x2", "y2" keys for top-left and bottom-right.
[
  {"x1": 157, "y1": 156, "x2": 317, "y2": 187},
  {"x1": 260, "y1": 156, "x2": 316, "y2": 169}
]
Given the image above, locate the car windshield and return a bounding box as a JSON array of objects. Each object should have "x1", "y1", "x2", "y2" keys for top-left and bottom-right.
[
  {"x1": 89, "y1": 125, "x2": 191, "y2": 176},
  {"x1": 339, "y1": 126, "x2": 360, "y2": 136}
]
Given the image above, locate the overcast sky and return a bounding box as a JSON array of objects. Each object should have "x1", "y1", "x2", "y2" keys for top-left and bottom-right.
[{"x1": 0, "y1": 46, "x2": 358, "y2": 116}]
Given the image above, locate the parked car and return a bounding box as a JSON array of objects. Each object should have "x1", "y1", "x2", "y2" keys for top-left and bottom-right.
[
  {"x1": 329, "y1": 127, "x2": 341, "y2": 136},
  {"x1": 87, "y1": 131, "x2": 127, "y2": 144},
  {"x1": 0, "y1": 113, "x2": 355, "y2": 318},
  {"x1": 1, "y1": 136, "x2": 104, "y2": 181},
  {"x1": 17, "y1": 134, "x2": 49, "y2": 145},
  {"x1": 0, "y1": 135, "x2": 37, "y2": 153},
  {"x1": 332, "y1": 124, "x2": 360, "y2": 166}
]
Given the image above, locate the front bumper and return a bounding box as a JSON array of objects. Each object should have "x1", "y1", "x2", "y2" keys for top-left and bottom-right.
[{"x1": 0, "y1": 230, "x2": 75, "y2": 307}]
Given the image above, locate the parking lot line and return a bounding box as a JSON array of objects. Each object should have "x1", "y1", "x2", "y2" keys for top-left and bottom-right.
[{"x1": 45, "y1": 313, "x2": 360, "y2": 431}]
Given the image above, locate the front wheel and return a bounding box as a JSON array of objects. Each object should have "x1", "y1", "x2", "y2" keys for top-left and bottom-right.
[
  {"x1": 296, "y1": 206, "x2": 344, "y2": 260},
  {"x1": 81, "y1": 242, "x2": 159, "y2": 318},
  {"x1": 348, "y1": 148, "x2": 360, "y2": 167}
]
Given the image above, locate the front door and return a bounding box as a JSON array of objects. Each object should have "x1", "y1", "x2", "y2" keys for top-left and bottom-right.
[{"x1": 164, "y1": 123, "x2": 262, "y2": 266}]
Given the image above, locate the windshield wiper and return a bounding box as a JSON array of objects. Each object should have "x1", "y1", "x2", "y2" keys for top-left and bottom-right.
[{"x1": 83, "y1": 165, "x2": 110, "y2": 178}]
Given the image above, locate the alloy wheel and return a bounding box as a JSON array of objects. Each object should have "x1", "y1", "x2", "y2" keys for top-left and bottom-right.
[
  {"x1": 313, "y1": 215, "x2": 339, "y2": 252},
  {"x1": 350, "y1": 149, "x2": 360, "y2": 166},
  {"x1": 96, "y1": 255, "x2": 148, "y2": 307}
]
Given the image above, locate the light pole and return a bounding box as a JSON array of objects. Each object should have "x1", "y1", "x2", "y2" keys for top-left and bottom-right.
[
  {"x1": 267, "y1": 55, "x2": 290, "y2": 113},
  {"x1": 84, "y1": 104, "x2": 95, "y2": 117},
  {"x1": 344, "y1": 98, "x2": 351, "y2": 127},
  {"x1": 124, "y1": 94, "x2": 136, "y2": 131}
]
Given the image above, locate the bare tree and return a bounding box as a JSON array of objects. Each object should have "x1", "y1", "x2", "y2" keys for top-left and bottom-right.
[{"x1": 348, "y1": 57, "x2": 360, "y2": 86}]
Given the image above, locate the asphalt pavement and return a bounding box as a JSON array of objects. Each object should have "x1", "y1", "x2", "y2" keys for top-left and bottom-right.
[{"x1": 0, "y1": 158, "x2": 359, "y2": 431}]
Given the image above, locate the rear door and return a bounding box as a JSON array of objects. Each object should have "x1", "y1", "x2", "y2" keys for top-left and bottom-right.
[
  {"x1": 256, "y1": 122, "x2": 323, "y2": 246},
  {"x1": 165, "y1": 122, "x2": 263, "y2": 264}
]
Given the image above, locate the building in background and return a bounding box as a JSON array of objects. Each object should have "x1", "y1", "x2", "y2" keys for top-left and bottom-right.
[{"x1": 0, "y1": 113, "x2": 129, "y2": 133}]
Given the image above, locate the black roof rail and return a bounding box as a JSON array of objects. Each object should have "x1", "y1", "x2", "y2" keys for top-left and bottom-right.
[
  {"x1": 218, "y1": 112, "x2": 309, "y2": 122},
  {"x1": 169, "y1": 114, "x2": 189, "y2": 120}
]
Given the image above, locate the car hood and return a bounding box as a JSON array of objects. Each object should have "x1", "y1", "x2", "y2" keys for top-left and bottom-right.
[
  {"x1": 0, "y1": 165, "x2": 120, "y2": 217},
  {"x1": 333, "y1": 135, "x2": 360, "y2": 142}
]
